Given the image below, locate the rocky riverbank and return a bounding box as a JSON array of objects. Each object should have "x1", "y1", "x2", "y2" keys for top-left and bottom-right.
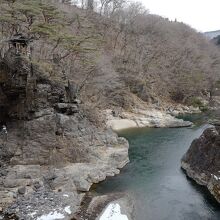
[
  {"x1": 181, "y1": 126, "x2": 220, "y2": 203},
  {"x1": 105, "y1": 107, "x2": 195, "y2": 131}
]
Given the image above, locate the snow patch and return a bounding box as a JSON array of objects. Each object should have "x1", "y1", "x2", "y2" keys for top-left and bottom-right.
[
  {"x1": 211, "y1": 174, "x2": 220, "y2": 181},
  {"x1": 29, "y1": 211, "x2": 37, "y2": 218},
  {"x1": 63, "y1": 194, "x2": 69, "y2": 197},
  {"x1": 214, "y1": 175, "x2": 218, "y2": 180},
  {"x1": 99, "y1": 203, "x2": 129, "y2": 220},
  {"x1": 37, "y1": 211, "x2": 65, "y2": 220},
  {"x1": 213, "y1": 174, "x2": 219, "y2": 181},
  {"x1": 64, "y1": 206, "x2": 71, "y2": 214}
]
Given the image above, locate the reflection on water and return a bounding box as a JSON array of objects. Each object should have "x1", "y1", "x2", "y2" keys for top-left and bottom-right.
[{"x1": 95, "y1": 124, "x2": 220, "y2": 220}]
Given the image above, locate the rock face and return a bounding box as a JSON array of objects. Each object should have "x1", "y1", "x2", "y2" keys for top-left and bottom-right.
[
  {"x1": 0, "y1": 49, "x2": 129, "y2": 219},
  {"x1": 181, "y1": 126, "x2": 220, "y2": 203}
]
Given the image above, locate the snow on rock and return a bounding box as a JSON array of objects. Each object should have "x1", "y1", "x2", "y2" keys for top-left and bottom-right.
[
  {"x1": 99, "y1": 203, "x2": 129, "y2": 220},
  {"x1": 37, "y1": 211, "x2": 65, "y2": 220},
  {"x1": 64, "y1": 206, "x2": 71, "y2": 214}
]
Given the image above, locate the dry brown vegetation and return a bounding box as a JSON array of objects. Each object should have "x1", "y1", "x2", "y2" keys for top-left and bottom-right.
[{"x1": 0, "y1": 0, "x2": 220, "y2": 110}]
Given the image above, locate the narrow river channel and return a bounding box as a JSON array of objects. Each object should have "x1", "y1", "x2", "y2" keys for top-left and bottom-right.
[{"x1": 95, "y1": 120, "x2": 220, "y2": 219}]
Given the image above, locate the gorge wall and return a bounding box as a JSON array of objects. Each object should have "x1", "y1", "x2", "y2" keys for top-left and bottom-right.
[
  {"x1": 181, "y1": 125, "x2": 220, "y2": 203},
  {"x1": 0, "y1": 49, "x2": 129, "y2": 219}
]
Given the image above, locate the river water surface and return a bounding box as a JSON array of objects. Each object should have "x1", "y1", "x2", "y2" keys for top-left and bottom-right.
[{"x1": 95, "y1": 122, "x2": 220, "y2": 220}]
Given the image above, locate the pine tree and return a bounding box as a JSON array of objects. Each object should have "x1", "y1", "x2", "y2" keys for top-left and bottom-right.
[{"x1": 0, "y1": 0, "x2": 64, "y2": 39}]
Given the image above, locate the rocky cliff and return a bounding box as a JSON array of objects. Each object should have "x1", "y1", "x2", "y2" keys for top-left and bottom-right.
[
  {"x1": 181, "y1": 126, "x2": 220, "y2": 203},
  {"x1": 0, "y1": 49, "x2": 129, "y2": 219}
]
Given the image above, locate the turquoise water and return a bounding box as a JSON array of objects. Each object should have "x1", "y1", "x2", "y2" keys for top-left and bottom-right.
[{"x1": 95, "y1": 124, "x2": 220, "y2": 220}]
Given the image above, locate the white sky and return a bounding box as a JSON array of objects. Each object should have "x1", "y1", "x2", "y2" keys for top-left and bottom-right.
[{"x1": 141, "y1": 0, "x2": 219, "y2": 32}]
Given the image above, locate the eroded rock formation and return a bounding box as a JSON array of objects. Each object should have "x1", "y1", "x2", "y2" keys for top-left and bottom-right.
[{"x1": 181, "y1": 126, "x2": 220, "y2": 203}]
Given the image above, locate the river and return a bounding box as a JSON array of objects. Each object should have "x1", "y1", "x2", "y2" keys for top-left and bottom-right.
[{"x1": 95, "y1": 120, "x2": 220, "y2": 219}]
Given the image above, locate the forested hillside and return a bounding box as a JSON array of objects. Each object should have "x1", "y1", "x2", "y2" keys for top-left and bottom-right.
[{"x1": 0, "y1": 0, "x2": 220, "y2": 110}]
